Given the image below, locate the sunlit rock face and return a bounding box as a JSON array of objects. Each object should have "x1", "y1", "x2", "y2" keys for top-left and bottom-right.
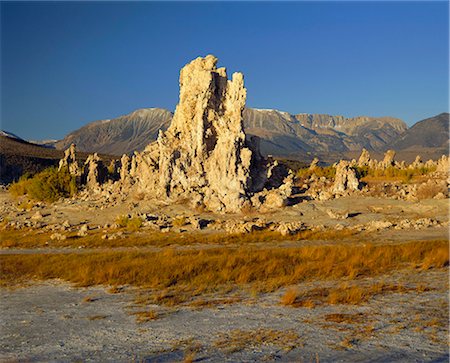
[{"x1": 132, "y1": 55, "x2": 271, "y2": 212}]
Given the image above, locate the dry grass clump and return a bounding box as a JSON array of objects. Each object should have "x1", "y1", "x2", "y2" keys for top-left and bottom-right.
[
  {"x1": 188, "y1": 296, "x2": 242, "y2": 308},
  {"x1": 1, "y1": 240, "x2": 447, "y2": 298},
  {"x1": 107, "y1": 286, "x2": 124, "y2": 294},
  {"x1": 214, "y1": 328, "x2": 302, "y2": 353},
  {"x1": 324, "y1": 313, "x2": 365, "y2": 324},
  {"x1": 172, "y1": 216, "x2": 188, "y2": 228},
  {"x1": 131, "y1": 310, "x2": 158, "y2": 323},
  {"x1": 280, "y1": 281, "x2": 433, "y2": 307},
  {"x1": 280, "y1": 287, "x2": 300, "y2": 306},
  {"x1": 0, "y1": 227, "x2": 357, "y2": 249},
  {"x1": 115, "y1": 215, "x2": 142, "y2": 232},
  {"x1": 416, "y1": 181, "x2": 447, "y2": 200}
]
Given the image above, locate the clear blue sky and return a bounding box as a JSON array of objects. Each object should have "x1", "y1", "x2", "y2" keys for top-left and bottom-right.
[{"x1": 1, "y1": 1, "x2": 449, "y2": 140}]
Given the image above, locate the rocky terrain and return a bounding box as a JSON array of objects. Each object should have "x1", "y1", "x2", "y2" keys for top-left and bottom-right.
[{"x1": 1, "y1": 55, "x2": 448, "y2": 362}]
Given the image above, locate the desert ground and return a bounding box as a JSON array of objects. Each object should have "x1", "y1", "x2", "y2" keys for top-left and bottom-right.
[{"x1": 1, "y1": 186, "x2": 448, "y2": 362}]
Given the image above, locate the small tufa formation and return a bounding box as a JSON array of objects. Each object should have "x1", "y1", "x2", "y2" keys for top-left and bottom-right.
[
  {"x1": 83, "y1": 153, "x2": 106, "y2": 189},
  {"x1": 309, "y1": 157, "x2": 319, "y2": 170},
  {"x1": 379, "y1": 150, "x2": 396, "y2": 169},
  {"x1": 332, "y1": 160, "x2": 360, "y2": 195},
  {"x1": 58, "y1": 143, "x2": 80, "y2": 175},
  {"x1": 409, "y1": 155, "x2": 423, "y2": 169},
  {"x1": 119, "y1": 154, "x2": 131, "y2": 184},
  {"x1": 436, "y1": 155, "x2": 450, "y2": 175},
  {"x1": 357, "y1": 148, "x2": 371, "y2": 167}
]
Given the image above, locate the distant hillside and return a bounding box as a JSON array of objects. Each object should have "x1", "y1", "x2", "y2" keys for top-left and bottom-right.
[
  {"x1": 389, "y1": 113, "x2": 449, "y2": 151},
  {"x1": 0, "y1": 134, "x2": 115, "y2": 184},
  {"x1": 55, "y1": 107, "x2": 408, "y2": 159},
  {"x1": 55, "y1": 108, "x2": 173, "y2": 155}
]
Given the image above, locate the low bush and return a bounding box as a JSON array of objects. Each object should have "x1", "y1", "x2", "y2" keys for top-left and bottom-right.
[
  {"x1": 356, "y1": 166, "x2": 436, "y2": 183},
  {"x1": 9, "y1": 167, "x2": 77, "y2": 202},
  {"x1": 115, "y1": 215, "x2": 142, "y2": 231},
  {"x1": 296, "y1": 166, "x2": 336, "y2": 180}
]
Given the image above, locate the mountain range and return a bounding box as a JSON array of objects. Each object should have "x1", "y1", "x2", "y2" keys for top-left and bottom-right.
[
  {"x1": 54, "y1": 107, "x2": 420, "y2": 160},
  {"x1": 1, "y1": 110, "x2": 448, "y2": 184}
]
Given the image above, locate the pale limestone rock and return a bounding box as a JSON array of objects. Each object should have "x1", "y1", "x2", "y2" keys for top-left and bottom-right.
[
  {"x1": 130, "y1": 55, "x2": 278, "y2": 213},
  {"x1": 326, "y1": 209, "x2": 349, "y2": 220},
  {"x1": 120, "y1": 154, "x2": 130, "y2": 183},
  {"x1": 436, "y1": 155, "x2": 450, "y2": 174},
  {"x1": 409, "y1": 155, "x2": 423, "y2": 169},
  {"x1": 309, "y1": 157, "x2": 319, "y2": 170},
  {"x1": 357, "y1": 148, "x2": 371, "y2": 167},
  {"x1": 366, "y1": 220, "x2": 393, "y2": 231},
  {"x1": 259, "y1": 172, "x2": 294, "y2": 210},
  {"x1": 275, "y1": 221, "x2": 304, "y2": 236},
  {"x1": 50, "y1": 232, "x2": 66, "y2": 241},
  {"x1": 77, "y1": 224, "x2": 88, "y2": 237},
  {"x1": 379, "y1": 150, "x2": 396, "y2": 169},
  {"x1": 58, "y1": 144, "x2": 80, "y2": 175},
  {"x1": 83, "y1": 153, "x2": 105, "y2": 189},
  {"x1": 332, "y1": 160, "x2": 360, "y2": 195},
  {"x1": 31, "y1": 211, "x2": 43, "y2": 220}
]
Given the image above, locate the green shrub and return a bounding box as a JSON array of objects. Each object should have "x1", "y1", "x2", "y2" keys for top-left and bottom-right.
[
  {"x1": 127, "y1": 217, "x2": 143, "y2": 232},
  {"x1": 115, "y1": 215, "x2": 142, "y2": 231},
  {"x1": 9, "y1": 167, "x2": 77, "y2": 202},
  {"x1": 115, "y1": 215, "x2": 130, "y2": 228},
  {"x1": 296, "y1": 166, "x2": 336, "y2": 180},
  {"x1": 354, "y1": 165, "x2": 436, "y2": 183}
]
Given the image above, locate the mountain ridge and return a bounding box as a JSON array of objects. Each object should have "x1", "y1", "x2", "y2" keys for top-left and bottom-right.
[{"x1": 54, "y1": 107, "x2": 410, "y2": 157}]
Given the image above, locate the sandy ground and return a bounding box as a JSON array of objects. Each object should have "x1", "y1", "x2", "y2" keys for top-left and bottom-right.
[
  {"x1": 1, "y1": 190, "x2": 448, "y2": 362},
  {"x1": 1, "y1": 269, "x2": 448, "y2": 362}
]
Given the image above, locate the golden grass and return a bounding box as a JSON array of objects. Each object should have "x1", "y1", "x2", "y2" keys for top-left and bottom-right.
[
  {"x1": 115, "y1": 215, "x2": 142, "y2": 232},
  {"x1": 416, "y1": 182, "x2": 447, "y2": 200},
  {"x1": 280, "y1": 280, "x2": 433, "y2": 307},
  {"x1": 1, "y1": 241, "x2": 447, "y2": 304},
  {"x1": 280, "y1": 287, "x2": 299, "y2": 306},
  {"x1": 324, "y1": 313, "x2": 365, "y2": 324},
  {"x1": 131, "y1": 310, "x2": 158, "y2": 323},
  {"x1": 0, "y1": 227, "x2": 358, "y2": 249},
  {"x1": 214, "y1": 328, "x2": 302, "y2": 353}
]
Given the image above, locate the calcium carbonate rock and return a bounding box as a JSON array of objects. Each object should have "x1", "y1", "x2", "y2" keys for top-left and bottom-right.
[
  {"x1": 436, "y1": 155, "x2": 450, "y2": 174},
  {"x1": 409, "y1": 155, "x2": 423, "y2": 169},
  {"x1": 55, "y1": 55, "x2": 291, "y2": 211},
  {"x1": 120, "y1": 154, "x2": 130, "y2": 183},
  {"x1": 309, "y1": 157, "x2": 319, "y2": 170},
  {"x1": 332, "y1": 160, "x2": 360, "y2": 195},
  {"x1": 58, "y1": 144, "x2": 80, "y2": 176},
  {"x1": 379, "y1": 150, "x2": 396, "y2": 169},
  {"x1": 129, "y1": 55, "x2": 279, "y2": 212},
  {"x1": 83, "y1": 153, "x2": 106, "y2": 189},
  {"x1": 357, "y1": 148, "x2": 371, "y2": 167}
]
